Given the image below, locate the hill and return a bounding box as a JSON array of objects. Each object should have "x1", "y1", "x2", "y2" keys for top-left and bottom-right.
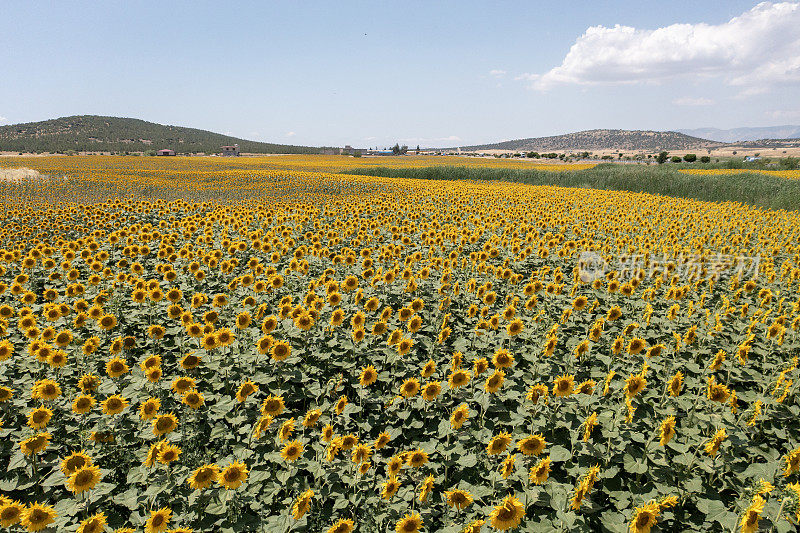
[
  {"x1": 678, "y1": 125, "x2": 800, "y2": 143},
  {"x1": 458, "y1": 129, "x2": 723, "y2": 152},
  {"x1": 0, "y1": 115, "x2": 327, "y2": 154}
]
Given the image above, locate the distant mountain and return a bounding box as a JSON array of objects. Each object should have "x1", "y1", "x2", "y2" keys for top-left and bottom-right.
[
  {"x1": 459, "y1": 129, "x2": 722, "y2": 152},
  {"x1": 0, "y1": 115, "x2": 328, "y2": 154},
  {"x1": 678, "y1": 126, "x2": 800, "y2": 143}
]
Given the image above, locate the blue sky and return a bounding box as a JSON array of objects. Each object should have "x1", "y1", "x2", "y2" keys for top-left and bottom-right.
[{"x1": 2, "y1": 1, "x2": 799, "y2": 147}]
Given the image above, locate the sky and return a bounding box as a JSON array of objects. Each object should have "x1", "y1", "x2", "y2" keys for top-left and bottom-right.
[{"x1": 1, "y1": 1, "x2": 799, "y2": 148}]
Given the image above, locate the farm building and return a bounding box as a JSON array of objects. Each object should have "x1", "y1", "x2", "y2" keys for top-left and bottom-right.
[
  {"x1": 221, "y1": 144, "x2": 240, "y2": 157},
  {"x1": 157, "y1": 149, "x2": 176, "y2": 156}
]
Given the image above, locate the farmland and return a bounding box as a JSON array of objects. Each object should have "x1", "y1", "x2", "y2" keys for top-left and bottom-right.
[{"x1": 1, "y1": 155, "x2": 800, "y2": 532}]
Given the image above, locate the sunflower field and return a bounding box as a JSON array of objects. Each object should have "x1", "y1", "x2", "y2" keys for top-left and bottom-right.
[{"x1": 1, "y1": 156, "x2": 800, "y2": 533}]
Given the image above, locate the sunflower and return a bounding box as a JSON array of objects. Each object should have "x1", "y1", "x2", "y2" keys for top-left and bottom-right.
[
  {"x1": 351, "y1": 444, "x2": 371, "y2": 464},
  {"x1": 326, "y1": 519, "x2": 354, "y2": 533},
  {"x1": 76, "y1": 512, "x2": 107, "y2": 533},
  {"x1": 583, "y1": 412, "x2": 599, "y2": 441},
  {"x1": 463, "y1": 520, "x2": 485, "y2": 533},
  {"x1": 0, "y1": 340, "x2": 13, "y2": 362},
  {"x1": 574, "y1": 378, "x2": 596, "y2": 395},
  {"x1": 271, "y1": 341, "x2": 291, "y2": 361},
  {"x1": 200, "y1": 332, "x2": 219, "y2": 351},
  {"x1": 292, "y1": 489, "x2": 314, "y2": 520},
  {"x1": 47, "y1": 350, "x2": 67, "y2": 368},
  {"x1": 611, "y1": 336, "x2": 624, "y2": 354},
  {"x1": 236, "y1": 380, "x2": 259, "y2": 402},
  {"x1": 302, "y1": 409, "x2": 321, "y2": 427},
  {"x1": 704, "y1": 427, "x2": 727, "y2": 456},
  {"x1": 279, "y1": 440, "x2": 304, "y2": 462},
  {"x1": 629, "y1": 502, "x2": 660, "y2": 533},
  {"x1": 526, "y1": 384, "x2": 548, "y2": 404},
  {"x1": 98, "y1": 314, "x2": 117, "y2": 331},
  {"x1": 646, "y1": 344, "x2": 663, "y2": 358},
  {"x1": 506, "y1": 318, "x2": 523, "y2": 336},
  {"x1": 157, "y1": 443, "x2": 181, "y2": 464},
  {"x1": 105, "y1": 357, "x2": 129, "y2": 378},
  {"x1": 261, "y1": 395, "x2": 285, "y2": 417},
  {"x1": 360, "y1": 365, "x2": 378, "y2": 387},
  {"x1": 446, "y1": 404, "x2": 469, "y2": 430},
  {"x1": 381, "y1": 477, "x2": 401, "y2": 499},
  {"x1": 171, "y1": 376, "x2": 196, "y2": 395},
  {"x1": 667, "y1": 372, "x2": 683, "y2": 397},
  {"x1": 20, "y1": 433, "x2": 51, "y2": 455},
  {"x1": 279, "y1": 418, "x2": 296, "y2": 442},
  {"x1": 500, "y1": 454, "x2": 516, "y2": 479},
  {"x1": 146, "y1": 367, "x2": 163, "y2": 383},
  {"x1": 375, "y1": 432, "x2": 391, "y2": 450},
  {"x1": 485, "y1": 370, "x2": 505, "y2": 393},
  {"x1": 387, "y1": 455, "x2": 404, "y2": 477},
  {"x1": 400, "y1": 377, "x2": 420, "y2": 398},
  {"x1": 517, "y1": 434, "x2": 546, "y2": 456},
  {"x1": 492, "y1": 349, "x2": 514, "y2": 370},
  {"x1": 147, "y1": 324, "x2": 166, "y2": 340},
  {"x1": 139, "y1": 397, "x2": 161, "y2": 420},
  {"x1": 445, "y1": 488, "x2": 473, "y2": 510},
  {"x1": 624, "y1": 374, "x2": 647, "y2": 398},
  {"x1": 659, "y1": 416, "x2": 676, "y2": 446},
  {"x1": 61, "y1": 450, "x2": 92, "y2": 476},
  {"x1": 529, "y1": 456, "x2": 551, "y2": 485},
  {"x1": 152, "y1": 413, "x2": 178, "y2": 436},
  {"x1": 140, "y1": 354, "x2": 162, "y2": 372},
  {"x1": 407, "y1": 449, "x2": 428, "y2": 468},
  {"x1": 330, "y1": 309, "x2": 345, "y2": 327},
  {"x1": 338, "y1": 434, "x2": 357, "y2": 451},
  {"x1": 186, "y1": 322, "x2": 203, "y2": 339},
  {"x1": 543, "y1": 371, "x2": 572, "y2": 398},
  {"x1": 102, "y1": 394, "x2": 128, "y2": 416},
  {"x1": 32, "y1": 379, "x2": 61, "y2": 401},
  {"x1": 487, "y1": 432, "x2": 512, "y2": 455},
  {"x1": 144, "y1": 507, "x2": 172, "y2": 533},
  {"x1": 320, "y1": 424, "x2": 335, "y2": 443},
  {"x1": 448, "y1": 369, "x2": 471, "y2": 389},
  {"x1": 67, "y1": 464, "x2": 102, "y2": 494},
  {"x1": 20, "y1": 502, "x2": 56, "y2": 532},
  {"x1": 188, "y1": 464, "x2": 219, "y2": 490},
  {"x1": 395, "y1": 512, "x2": 423, "y2": 533},
  {"x1": 706, "y1": 377, "x2": 731, "y2": 403},
  {"x1": 27, "y1": 406, "x2": 53, "y2": 430},
  {"x1": 628, "y1": 337, "x2": 646, "y2": 355},
  {"x1": 180, "y1": 352, "x2": 202, "y2": 369},
  {"x1": 784, "y1": 448, "x2": 800, "y2": 477},
  {"x1": 739, "y1": 495, "x2": 765, "y2": 533},
  {"x1": 0, "y1": 500, "x2": 23, "y2": 528},
  {"x1": 219, "y1": 461, "x2": 249, "y2": 490},
  {"x1": 397, "y1": 337, "x2": 413, "y2": 355},
  {"x1": 421, "y1": 381, "x2": 442, "y2": 401},
  {"x1": 489, "y1": 495, "x2": 525, "y2": 530}
]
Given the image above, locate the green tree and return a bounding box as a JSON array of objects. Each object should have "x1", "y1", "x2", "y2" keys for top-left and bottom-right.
[
  {"x1": 683, "y1": 154, "x2": 697, "y2": 163},
  {"x1": 656, "y1": 151, "x2": 669, "y2": 164},
  {"x1": 671, "y1": 156, "x2": 682, "y2": 163}
]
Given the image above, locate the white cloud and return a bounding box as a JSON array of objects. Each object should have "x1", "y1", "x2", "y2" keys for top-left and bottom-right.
[
  {"x1": 0, "y1": 116, "x2": 8, "y2": 124},
  {"x1": 524, "y1": 2, "x2": 800, "y2": 94},
  {"x1": 285, "y1": 131, "x2": 296, "y2": 137},
  {"x1": 672, "y1": 97, "x2": 715, "y2": 106},
  {"x1": 489, "y1": 69, "x2": 506, "y2": 77},
  {"x1": 766, "y1": 108, "x2": 800, "y2": 120}
]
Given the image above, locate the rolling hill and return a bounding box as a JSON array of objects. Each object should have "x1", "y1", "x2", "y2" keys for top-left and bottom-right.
[
  {"x1": 0, "y1": 115, "x2": 327, "y2": 154},
  {"x1": 678, "y1": 125, "x2": 800, "y2": 143},
  {"x1": 458, "y1": 129, "x2": 723, "y2": 152}
]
